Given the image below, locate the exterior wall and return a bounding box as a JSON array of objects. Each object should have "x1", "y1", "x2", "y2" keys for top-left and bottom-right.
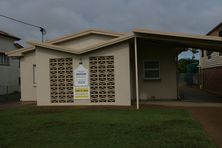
[
  {"x1": 55, "y1": 34, "x2": 115, "y2": 51},
  {"x1": 200, "y1": 51, "x2": 222, "y2": 68},
  {"x1": 0, "y1": 37, "x2": 20, "y2": 94},
  {"x1": 137, "y1": 38, "x2": 177, "y2": 100},
  {"x1": 201, "y1": 67, "x2": 222, "y2": 95},
  {"x1": 199, "y1": 24, "x2": 222, "y2": 94},
  {"x1": 199, "y1": 26, "x2": 222, "y2": 69},
  {"x1": 35, "y1": 42, "x2": 131, "y2": 106},
  {"x1": 20, "y1": 51, "x2": 37, "y2": 101}
]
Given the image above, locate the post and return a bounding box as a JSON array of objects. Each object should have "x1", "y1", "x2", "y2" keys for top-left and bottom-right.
[
  {"x1": 175, "y1": 54, "x2": 179, "y2": 100},
  {"x1": 134, "y1": 37, "x2": 139, "y2": 109}
]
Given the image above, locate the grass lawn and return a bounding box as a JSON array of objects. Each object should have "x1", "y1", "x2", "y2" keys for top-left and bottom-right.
[{"x1": 0, "y1": 106, "x2": 216, "y2": 148}]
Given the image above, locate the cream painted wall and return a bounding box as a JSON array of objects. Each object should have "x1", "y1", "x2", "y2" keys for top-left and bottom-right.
[
  {"x1": 20, "y1": 51, "x2": 37, "y2": 101},
  {"x1": 21, "y1": 37, "x2": 179, "y2": 104},
  {"x1": 35, "y1": 48, "x2": 74, "y2": 105},
  {"x1": 35, "y1": 42, "x2": 131, "y2": 106},
  {"x1": 55, "y1": 34, "x2": 115, "y2": 51},
  {"x1": 137, "y1": 39, "x2": 177, "y2": 100}
]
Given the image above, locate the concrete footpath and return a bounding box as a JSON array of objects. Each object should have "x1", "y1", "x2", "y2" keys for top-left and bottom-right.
[
  {"x1": 143, "y1": 101, "x2": 222, "y2": 107},
  {"x1": 179, "y1": 85, "x2": 222, "y2": 103}
]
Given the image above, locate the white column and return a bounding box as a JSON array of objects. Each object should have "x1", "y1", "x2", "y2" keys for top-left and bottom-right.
[{"x1": 134, "y1": 37, "x2": 139, "y2": 109}]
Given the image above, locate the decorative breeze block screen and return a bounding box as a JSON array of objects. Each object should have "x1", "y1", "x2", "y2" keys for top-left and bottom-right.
[
  {"x1": 49, "y1": 58, "x2": 74, "y2": 103},
  {"x1": 89, "y1": 56, "x2": 115, "y2": 102}
]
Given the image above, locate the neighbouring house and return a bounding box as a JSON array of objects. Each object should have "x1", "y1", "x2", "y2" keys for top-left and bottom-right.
[
  {"x1": 7, "y1": 29, "x2": 222, "y2": 107},
  {"x1": 0, "y1": 31, "x2": 21, "y2": 95},
  {"x1": 199, "y1": 22, "x2": 222, "y2": 95}
]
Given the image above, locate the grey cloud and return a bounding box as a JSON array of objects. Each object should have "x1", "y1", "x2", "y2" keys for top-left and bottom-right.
[{"x1": 0, "y1": 0, "x2": 221, "y2": 45}]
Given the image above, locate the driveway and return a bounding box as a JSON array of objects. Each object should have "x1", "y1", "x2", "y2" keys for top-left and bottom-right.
[
  {"x1": 188, "y1": 107, "x2": 222, "y2": 147},
  {"x1": 179, "y1": 85, "x2": 222, "y2": 103}
]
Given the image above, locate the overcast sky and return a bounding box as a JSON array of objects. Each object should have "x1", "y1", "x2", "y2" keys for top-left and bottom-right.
[{"x1": 1, "y1": 0, "x2": 222, "y2": 58}]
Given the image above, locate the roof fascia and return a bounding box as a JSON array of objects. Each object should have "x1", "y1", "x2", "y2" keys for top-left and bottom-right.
[
  {"x1": 27, "y1": 41, "x2": 79, "y2": 54},
  {"x1": 133, "y1": 29, "x2": 222, "y2": 51},
  {"x1": 46, "y1": 29, "x2": 124, "y2": 44},
  {"x1": 133, "y1": 29, "x2": 222, "y2": 42},
  {"x1": 206, "y1": 22, "x2": 222, "y2": 35}
]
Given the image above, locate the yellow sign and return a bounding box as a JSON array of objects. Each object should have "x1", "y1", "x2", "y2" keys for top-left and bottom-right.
[{"x1": 74, "y1": 87, "x2": 90, "y2": 100}]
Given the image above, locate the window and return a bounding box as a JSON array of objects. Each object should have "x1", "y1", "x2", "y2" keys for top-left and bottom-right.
[
  {"x1": 143, "y1": 61, "x2": 160, "y2": 80},
  {"x1": 206, "y1": 51, "x2": 213, "y2": 59},
  {"x1": 18, "y1": 77, "x2": 21, "y2": 86},
  {"x1": 201, "y1": 50, "x2": 204, "y2": 57},
  {"x1": 0, "y1": 53, "x2": 10, "y2": 65},
  {"x1": 33, "y1": 64, "x2": 36, "y2": 84},
  {"x1": 219, "y1": 30, "x2": 222, "y2": 37}
]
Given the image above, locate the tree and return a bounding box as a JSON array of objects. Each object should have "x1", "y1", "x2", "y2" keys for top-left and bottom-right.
[
  {"x1": 178, "y1": 58, "x2": 198, "y2": 73},
  {"x1": 190, "y1": 48, "x2": 199, "y2": 59}
]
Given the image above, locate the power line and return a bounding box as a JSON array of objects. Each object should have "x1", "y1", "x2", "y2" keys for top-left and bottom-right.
[{"x1": 0, "y1": 14, "x2": 46, "y2": 42}]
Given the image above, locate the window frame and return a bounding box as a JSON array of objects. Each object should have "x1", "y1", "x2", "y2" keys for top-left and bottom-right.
[
  {"x1": 143, "y1": 60, "x2": 160, "y2": 80},
  {"x1": 0, "y1": 53, "x2": 10, "y2": 66},
  {"x1": 206, "y1": 50, "x2": 213, "y2": 59},
  {"x1": 201, "y1": 50, "x2": 204, "y2": 57},
  {"x1": 33, "y1": 64, "x2": 36, "y2": 84}
]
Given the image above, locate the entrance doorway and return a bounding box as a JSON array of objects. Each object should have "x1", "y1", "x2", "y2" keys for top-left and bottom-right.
[{"x1": 178, "y1": 49, "x2": 222, "y2": 102}]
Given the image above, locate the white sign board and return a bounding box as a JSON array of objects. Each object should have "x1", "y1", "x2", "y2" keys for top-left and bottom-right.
[
  {"x1": 74, "y1": 64, "x2": 90, "y2": 100},
  {"x1": 74, "y1": 65, "x2": 89, "y2": 86}
]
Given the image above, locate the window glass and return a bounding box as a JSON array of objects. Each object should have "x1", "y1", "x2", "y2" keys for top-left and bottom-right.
[
  {"x1": 0, "y1": 53, "x2": 9, "y2": 65},
  {"x1": 206, "y1": 51, "x2": 212, "y2": 59},
  {"x1": 33, "y1": 64, "x2": 36, "y2": 84},
  {"x1": 144, "y1": 61, "x2": 160, "y2": 80}
]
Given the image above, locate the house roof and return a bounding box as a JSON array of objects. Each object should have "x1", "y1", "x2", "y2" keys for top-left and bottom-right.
[
  {"x1": 134, "y1": 28, "x2": 222, "y2": 41},
  {"x1": 133, "y1": 28, "x2": 222, "y2": 51},
  {"x1": 206, "y1": 22, "x2": 222, "y2": 35},
  {"x1": 45, "y1": 29, "x2": 125, "y2": 44},
  {"x1": 27, "y1": 34, "x2": 133, "y2": 55},
  {"x1": 7, "y1": 28, "x2": 222, "y2": 57},
  {"x1": 6, "y1": 46, "x2": 35, "y2": 56},
  {"x1": 0, "y1": 30, "x2": 20, "y2": 40},
  {"x1": 7, "y1": 29, "x2": 126, "y2": 56},
  {"x1": 14, "y1": 42, "x2": 23, "y2": 48}
]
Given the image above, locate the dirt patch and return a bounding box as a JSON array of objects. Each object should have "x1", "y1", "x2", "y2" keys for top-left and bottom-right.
[{"x1": 187, "y1": 107, "x2": 222, "y2": 147}]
